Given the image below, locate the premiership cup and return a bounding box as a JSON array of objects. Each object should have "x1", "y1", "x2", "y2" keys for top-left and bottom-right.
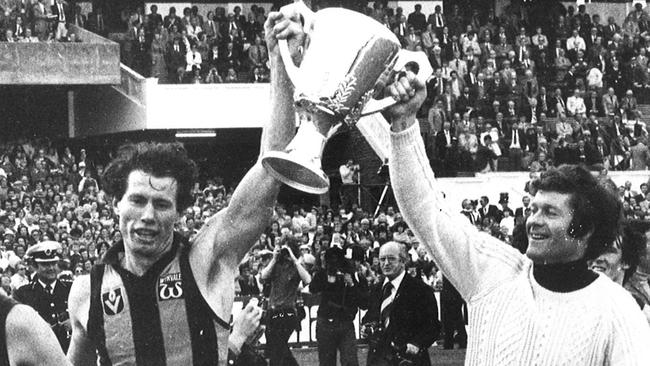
[{"x1": 261, "y1": 1, "x2": 432, "y2": 194}]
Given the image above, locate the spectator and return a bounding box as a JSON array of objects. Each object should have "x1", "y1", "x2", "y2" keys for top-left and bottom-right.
[{"x1": 260, "y1": 236, "x2": 311, "y2": 366}]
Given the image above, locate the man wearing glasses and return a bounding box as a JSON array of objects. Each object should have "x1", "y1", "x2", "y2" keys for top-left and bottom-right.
[{"x1": 361, "y1": 241, "x2": 440, "y2": 366}]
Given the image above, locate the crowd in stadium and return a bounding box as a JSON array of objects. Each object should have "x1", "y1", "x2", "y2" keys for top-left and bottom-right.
[
  {"x1": 1, "y1": 1, "x2": 650, "y2": 364},
  {"x1": 87, "y1": 0, "x2": 650, "y2": 175},
  {"x1": 116, "y1": 4, "x2": 271, "y2": 84},
  {"x1": 0, "y1": 0, "x2": 85, "y2": 42}
]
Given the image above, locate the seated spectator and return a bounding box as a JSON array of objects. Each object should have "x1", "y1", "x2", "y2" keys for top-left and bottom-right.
[
  {"x1": 622, "y1": 90, "x2": 639, "y2": 120},
  {"x1": 567, "y1": 88, "x2": 587, "y2": 117},
  {"x1": 204, "y1": 67, "x2": 223, "y2": 84},
  {"x1": 185, "y1": 43, "x2": 202, "y2": 72},
  {"x1": 224, "y1": 67, "x2": 239, "y2": 83}
]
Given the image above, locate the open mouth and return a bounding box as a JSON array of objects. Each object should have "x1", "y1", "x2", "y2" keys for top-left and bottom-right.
[
  {"x1": 591, "y1": 265, "x2": 606, "y2": 273},
  {"x1": 133, "y1": 228, "x2": 158, "y2": 241},
  {"x1": 528, "y1": 232, "x2": 549, "y2": 241}
]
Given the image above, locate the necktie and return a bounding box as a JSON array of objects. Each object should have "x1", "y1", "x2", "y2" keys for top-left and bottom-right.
[
  {"x1": 381, "y1": 282, "x2": 394, "y2": 326},
  {"x1": 437, "y1": 14, "x2": 442, "y2": 27},
  {"x1": 45, "y1": 284, "x2": 52, "y2": 295},
  {"x1": 513, "y1": 130, "x2": 518, "y2": 146}
]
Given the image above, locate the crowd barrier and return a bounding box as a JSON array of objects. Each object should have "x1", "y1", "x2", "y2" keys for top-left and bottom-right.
[{"x1": 232, "y1": 291, "x2": 443, "y2": 346}]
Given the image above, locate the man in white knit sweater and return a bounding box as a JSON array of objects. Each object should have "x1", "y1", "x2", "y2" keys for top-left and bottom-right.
[{"x1": 383, "y1": 72, "x2": 650, "y2": 365}]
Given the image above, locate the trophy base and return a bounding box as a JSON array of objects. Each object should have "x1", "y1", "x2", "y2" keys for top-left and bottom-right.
[{"x1": 262, "y1": 151, "x2": 330, "y2": 195}]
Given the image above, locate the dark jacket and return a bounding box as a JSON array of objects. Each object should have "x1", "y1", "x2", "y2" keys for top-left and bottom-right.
[
  {"x1": 14, "y1": 278, "x2": 72, "y2": 351},
  {"x1": 310, "y1": 268, "x2": 369, "y2": 321},
  {"x1": 362, "y1": 274, "x2": 440, "y2": 366}
]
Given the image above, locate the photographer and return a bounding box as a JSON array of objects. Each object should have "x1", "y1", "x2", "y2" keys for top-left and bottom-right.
[
  {"x1": 260, "y1": 235, "x2": 311, "y2": 366},
  {"x1": 339, "y1": 159, "x2": 360, "y2": 210},
  {"x1": 309, "y1": 246, "x2": 369, "y2": 366}
]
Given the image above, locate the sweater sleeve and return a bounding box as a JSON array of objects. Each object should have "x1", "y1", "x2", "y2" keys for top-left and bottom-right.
[{"x1": 389, "y1": 123, "x2": 525, "y2": 301}]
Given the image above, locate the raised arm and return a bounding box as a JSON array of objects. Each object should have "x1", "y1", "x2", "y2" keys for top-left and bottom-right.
[
  {"x1": 6, "y1": 304, "x2": 72, "y2": 366},
  {"x1": 386, "y1": 73, "x2": 524, "y2": 301},
  {"x1": 191, "y1": 10, "x2": 304, "y2": 272}
]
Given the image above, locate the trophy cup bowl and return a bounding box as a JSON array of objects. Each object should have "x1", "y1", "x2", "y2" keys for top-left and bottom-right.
[{"x1": 261, "y1": 1, "x2": 431, "y2": 194}]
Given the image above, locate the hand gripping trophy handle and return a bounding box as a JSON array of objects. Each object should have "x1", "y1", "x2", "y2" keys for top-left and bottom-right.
[{"x1": 262, "y1": 2, "x2": 432, "y2": 195}]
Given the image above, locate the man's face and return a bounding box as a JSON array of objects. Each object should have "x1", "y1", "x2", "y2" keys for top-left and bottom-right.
[
  {"x1": 116, "y1": 170, "x2": 180, "y2": 258},
  {"x1": 379, "y1": 243, "x2": 405, "y2": 280},
  {"x1": 591, "y1": 249, "x2": 626, "y2": 283},
  {"x1": 526, "y1": 190, "x2": 586, "y2": 264},
  {"x1": 36, "y1": 261, "x2": 59, "y2": 282}
]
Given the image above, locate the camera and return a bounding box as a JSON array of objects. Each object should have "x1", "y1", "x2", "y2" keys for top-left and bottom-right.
[
  {"x1": 280, "y1": 247, "x2": 291, "y2": 258},
  {"x1": 388, "y1": 343, "x2": 419, "y2": 366}
]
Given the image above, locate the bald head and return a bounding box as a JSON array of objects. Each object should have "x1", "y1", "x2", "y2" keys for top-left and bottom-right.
[{"x1": 379, "y1": 241, "x2": 407, "y2": 280}]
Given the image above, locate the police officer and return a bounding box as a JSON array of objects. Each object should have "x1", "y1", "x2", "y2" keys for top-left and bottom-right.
[{"x1": 13, "y1": 241, "x2": 72, "y2": 352}]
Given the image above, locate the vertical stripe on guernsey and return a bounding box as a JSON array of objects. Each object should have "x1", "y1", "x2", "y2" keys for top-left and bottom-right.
[{"x1": 88, "y1": 234, "x2": 230, "y2": 366}]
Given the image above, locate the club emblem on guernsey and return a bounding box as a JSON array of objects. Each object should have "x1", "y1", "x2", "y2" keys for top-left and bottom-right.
[
  {"x1": 102, "y1": 288, "x2": 124, "y2": 315},
  {"x1": 158, "y1": 273, "x2": 183, "y2": 301}
]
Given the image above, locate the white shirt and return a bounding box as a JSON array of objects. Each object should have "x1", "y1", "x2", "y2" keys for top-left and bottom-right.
[
  {"x1": 339, "y1": 164, "x2": 356, "y2": 184},
  {"x1": 381, "y1": 269, "x2": 406, "y2": 326},
  {"x1": 566, "y1": 35, "x2": 586, "y2": 51},
  {"x1": 567, "y1": 95, "x2": 586, "y2": 115}
]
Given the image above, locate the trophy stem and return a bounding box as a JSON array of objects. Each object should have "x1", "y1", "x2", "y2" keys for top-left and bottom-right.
[{"x1": 261, "y1": 115, "x2": 335, "y2": 195}]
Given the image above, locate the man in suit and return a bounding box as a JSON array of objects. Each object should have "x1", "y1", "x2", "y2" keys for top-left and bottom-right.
[
  {"x1": 478, "y1": 196, "x2": 503, "y2": 224},
  {"x1": 602, "y1": 16, "x2": 619, "y2": 43},
  {"x1": 406, "y1": 4, "x2": 426, "y2": 33},
  {"x1": 147, "y1": 4, "x2": 163, "y2": 31},
  {"x1": 405, "y1": 25, "x2": 421, "y2": 52},
  {"x1": 362, "y1": 242, "x2": 440, "y2": 366},
  {"x1": 448, "y1": 50, "x2": 467, "y2": 78},
  {"x1": 429, "y1": 5, "x2": 445, "y2": 38},
  {"x1": 584, "y1": 90, "x2": 603, "y2": 117},
  {"x1": 51, "y1": 0, "x2": 69, "y2": 41},
  {"x1": 163, "y1": 7, "x2": 181, "y2": 30},
  {"x1": 514, "y1": 195, "x2": 532, "y2": 224}
]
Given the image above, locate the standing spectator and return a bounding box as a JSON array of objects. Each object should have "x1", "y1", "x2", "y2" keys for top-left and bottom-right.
[
  {"x1": 149, "y1": 31, "x2": 167, "y2": 81},
  {"x1": 248, "y1": 35, "x2": 268, "y2": 71},
  {"x1": 32, "y1": 0, "x2": 51, "y2": 41},
  {"x1": 310, "y1": 246, "x2": 368, "y2": 366},
  {"x1": 406, "y1": 4, "x2": 426, "y2": 33},
  {"x1": 361, "y1": 242, "x2": 440, "y2": 366},
  {"x1": 260, "y1": 237, "x2": 311, "y2": 366},
  {"x1": 339, "y1": 160, "x2": 359, "y2": 210},
  {"x1": 51, "y1": 0, "x2": 69, "y2": 41},
  {"x1": 13, "y1": 241, "x2": 71, "y2": 352}
]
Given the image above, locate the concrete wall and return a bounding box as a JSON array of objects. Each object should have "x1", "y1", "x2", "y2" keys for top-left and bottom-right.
[{"x1": 0, "y1": 26, "x2": 120, "y2": 85}]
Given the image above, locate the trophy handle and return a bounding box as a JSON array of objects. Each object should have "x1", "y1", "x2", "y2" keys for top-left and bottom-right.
[
  {"x1": 361, "y1": 50, "x2": 433, "y2": 116},
  {"x1": 277, "y1": 0, "x2": 316, "y2": 90}
]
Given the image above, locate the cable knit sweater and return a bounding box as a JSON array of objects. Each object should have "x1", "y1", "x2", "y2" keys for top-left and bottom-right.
[{"x1": 389, "y1": 123, "x2": 650, "y2": 365}]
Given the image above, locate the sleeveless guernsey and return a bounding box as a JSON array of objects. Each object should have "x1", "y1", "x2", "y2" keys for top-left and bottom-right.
[{"x1": 88, "y1": 234, "x2": 230, "y2": 366}]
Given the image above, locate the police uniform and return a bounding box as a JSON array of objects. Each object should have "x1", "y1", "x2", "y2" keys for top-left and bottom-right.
[{"x1": 13, "y1": 241, "x2": 72, "y2": 352}]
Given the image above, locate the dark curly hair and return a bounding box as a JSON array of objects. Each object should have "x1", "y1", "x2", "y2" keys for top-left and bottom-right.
[
  {"x1": 620, "y1": 220, "x2": 650, "y2": 283},
  {"x1": 102, "y1": 142, "x2": 198, "y2": 213},
  {"x1": 530, "y1": 165, "x2": 622, "y2": 261}
]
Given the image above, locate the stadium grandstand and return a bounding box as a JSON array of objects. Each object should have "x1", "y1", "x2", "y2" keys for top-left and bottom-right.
[{"x1": 1, "y1": 0, "x2": 650, "y2": 365}]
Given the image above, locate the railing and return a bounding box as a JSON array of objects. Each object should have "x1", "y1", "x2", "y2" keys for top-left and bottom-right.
[{"x1": 116, "y1": 63, "x2": 147, "y2": 105}]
